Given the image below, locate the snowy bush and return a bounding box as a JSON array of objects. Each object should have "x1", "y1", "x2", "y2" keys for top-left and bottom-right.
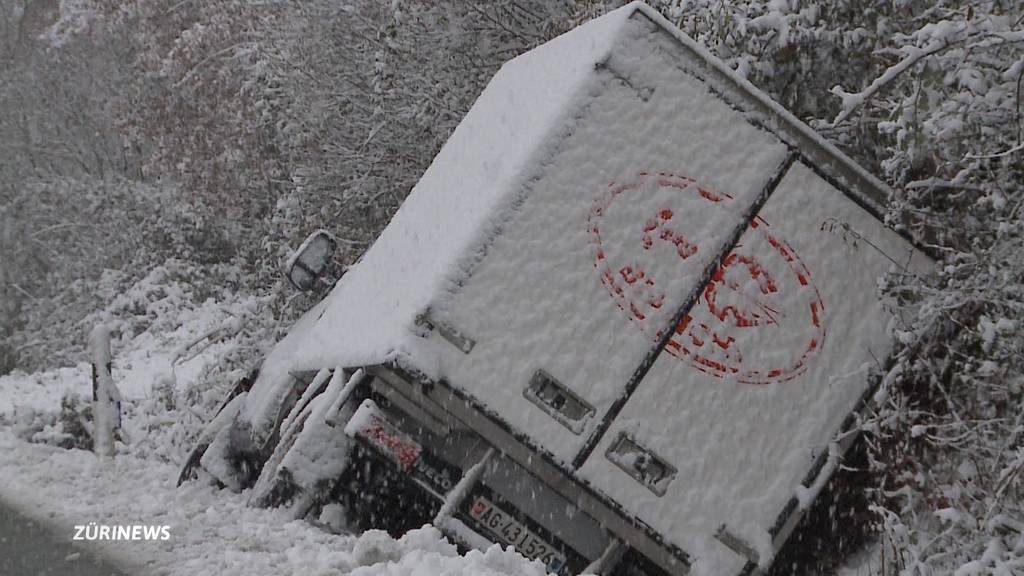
[
  {"x1": 10, "y1": 392, "x2": 93, "y2": 451},
  {"x1": 839, "y1": 4, "x2": 1023, "y2": 575}
]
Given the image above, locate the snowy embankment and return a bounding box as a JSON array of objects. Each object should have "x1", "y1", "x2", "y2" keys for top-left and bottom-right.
[
  {"x1": 0, "y1": 432, "x2": 546, "y2": 576},
  {"x1": 0, "y1": 267, "x2": 549, "y2": 576}
]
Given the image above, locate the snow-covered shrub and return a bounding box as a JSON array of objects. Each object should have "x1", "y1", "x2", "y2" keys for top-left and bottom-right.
[
  {"x1": 657, "y1": 0, "x2": 879, "y2": 115},
  {"x1": 822, "y1": 2, "x2": 1024, "y2": 574},
  {"x1": 864, "y1": 236, "x2": 1024, "y2": 573},
  {"x1": 56, "y1": 392, "x2": 94, "y2": 450},
  {"x1": 1, "y1": 177, "x2": 240, "y2": 372},
  {"x1": 11, "y1": 392, "x2": 93, "y2": 451},
  {"x1": 128, "y1": 376, "x2": 195, "y2": 465}
]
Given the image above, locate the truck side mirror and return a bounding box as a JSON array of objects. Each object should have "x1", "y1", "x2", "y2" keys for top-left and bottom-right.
[{"x1": 285, "y1": 230, "x2": 339, "y2": 291}]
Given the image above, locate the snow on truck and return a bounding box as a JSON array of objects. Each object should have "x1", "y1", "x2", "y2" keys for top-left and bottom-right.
[{"x1": 180, "y1": 3, "x2": 932, "y2": 575}]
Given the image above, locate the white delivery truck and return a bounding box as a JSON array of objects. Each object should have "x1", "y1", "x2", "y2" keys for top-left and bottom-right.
[{"x1": 180, "y1": 3, "x2": 932, "y2": 575}]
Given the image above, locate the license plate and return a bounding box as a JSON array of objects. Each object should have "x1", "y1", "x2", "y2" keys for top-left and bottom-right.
[{"x1": 468, "y1": 496, "x2": 567, "y2": 572}]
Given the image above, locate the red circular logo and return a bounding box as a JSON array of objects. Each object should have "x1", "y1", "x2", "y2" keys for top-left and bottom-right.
[{"x1": 587, "y1": 172, "x2": 824, "y2": 385}]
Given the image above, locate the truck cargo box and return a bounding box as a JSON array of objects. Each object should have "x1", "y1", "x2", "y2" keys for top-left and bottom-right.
[{"x1": 211, "y1": 3, "x2": 932, "y2": 574}]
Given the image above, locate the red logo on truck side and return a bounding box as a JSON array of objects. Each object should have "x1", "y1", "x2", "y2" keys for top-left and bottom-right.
[{"x1": 587, "y1": 172, "x2": 824, "y2": 385}]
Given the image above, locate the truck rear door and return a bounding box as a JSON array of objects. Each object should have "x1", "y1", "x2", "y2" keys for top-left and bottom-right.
[
  {"x1": 574, "y1": 161, "x2": 931, "y2": 569},
  {"x1": 425, "y1": 21, "x2": 789, "y2": 465}
]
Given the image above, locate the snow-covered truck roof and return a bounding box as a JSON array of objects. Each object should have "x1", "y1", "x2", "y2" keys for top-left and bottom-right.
[{"x1": 246, "y1": 2, "x2": 931, "y2": 574}]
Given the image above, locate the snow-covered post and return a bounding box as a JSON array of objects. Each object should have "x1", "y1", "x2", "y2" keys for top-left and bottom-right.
[{"x1": 90, "y1": 324, "x2": 122, "y2": 460}]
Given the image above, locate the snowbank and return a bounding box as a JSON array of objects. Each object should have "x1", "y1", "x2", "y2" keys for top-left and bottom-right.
[{"x1": 0, "y1": 432, "x2": 550, "y2": 576}]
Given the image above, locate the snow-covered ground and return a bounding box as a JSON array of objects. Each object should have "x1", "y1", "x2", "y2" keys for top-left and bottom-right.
[
  {"x1": 0, "y1": 268, "x2": 550, "y2": 576},
  {"x1": 0, "y1": 431, "x2": 548, "y2": 576}
]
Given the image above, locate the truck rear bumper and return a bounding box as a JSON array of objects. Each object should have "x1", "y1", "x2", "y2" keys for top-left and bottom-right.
[{"x1": 352, "y1": 365, "x2": 690, "y2": 576}]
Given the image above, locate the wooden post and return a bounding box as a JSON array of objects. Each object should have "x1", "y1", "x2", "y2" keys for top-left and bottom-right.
[{"x1": 90, "y1": 324, "x2": 121, "y2": 460}]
